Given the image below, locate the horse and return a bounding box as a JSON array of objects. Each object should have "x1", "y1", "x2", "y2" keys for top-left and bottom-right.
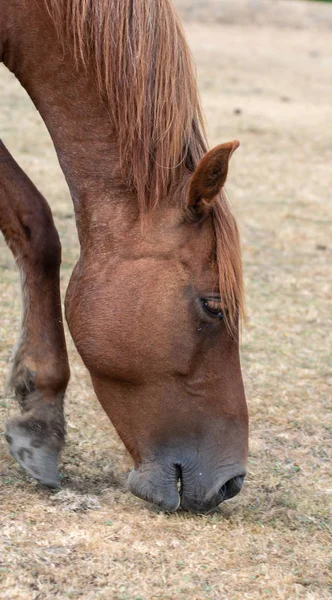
[{"x1": 0, "y1": 0, "x2": 248, "y2": 513}]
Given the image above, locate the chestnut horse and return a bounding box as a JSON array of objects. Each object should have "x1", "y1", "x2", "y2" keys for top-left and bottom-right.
[{"x1": 0, "y1": 0, "x2": 248, "y2": 513}]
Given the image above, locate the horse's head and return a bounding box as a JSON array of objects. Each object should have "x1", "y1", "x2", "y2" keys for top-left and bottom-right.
[{"x1": 65, "y1": 141, "x2": 248, "y2": 513}]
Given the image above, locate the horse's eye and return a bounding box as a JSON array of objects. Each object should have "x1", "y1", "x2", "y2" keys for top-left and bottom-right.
[{"x1": 202, "y1": 299, "x2": 224, "y2": 319}]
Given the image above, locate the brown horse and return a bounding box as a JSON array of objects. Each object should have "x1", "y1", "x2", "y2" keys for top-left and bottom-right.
[{"x1": 0, "y1": 0, "x2": 248, "y2": 513}]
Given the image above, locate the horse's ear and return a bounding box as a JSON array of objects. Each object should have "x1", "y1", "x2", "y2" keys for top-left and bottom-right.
[{"x1": 185, "y1": 140, "x2": 240, "y2": 222}]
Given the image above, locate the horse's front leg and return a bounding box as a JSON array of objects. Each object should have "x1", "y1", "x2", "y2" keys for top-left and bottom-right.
[{"x1": 0, "y1": 140, "x2": 70, "y2": 487}]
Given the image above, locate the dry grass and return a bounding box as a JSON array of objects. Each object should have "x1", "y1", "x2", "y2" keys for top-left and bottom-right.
[{"x1": 0, "y1": 2, "x2": 331, "y2": 599}]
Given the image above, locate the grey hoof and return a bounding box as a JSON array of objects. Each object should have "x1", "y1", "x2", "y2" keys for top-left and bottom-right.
[{"x1": 5, "y1": 421, "x2": 61, "y2": 488}]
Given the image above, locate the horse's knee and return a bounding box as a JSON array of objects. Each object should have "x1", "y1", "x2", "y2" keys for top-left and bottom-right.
[{"x1": 25, "y1": 207, "x2": 62, "y2": 273}]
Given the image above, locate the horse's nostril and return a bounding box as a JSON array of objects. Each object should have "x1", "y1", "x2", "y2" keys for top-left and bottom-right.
[{"x1": 220, "y1": 474, "x2": 245, "y2": 501}]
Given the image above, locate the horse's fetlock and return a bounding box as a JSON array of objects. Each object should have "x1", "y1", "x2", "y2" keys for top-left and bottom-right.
[
  {"x1": 9, "y1": 365, "x2": 36, "y2": 408},
  {"x1": 10, "y1": 357, "x2": 69, "y2": 408},
  {"x1": 37, "y1": 364, "x2": 70, "y2": 396}
]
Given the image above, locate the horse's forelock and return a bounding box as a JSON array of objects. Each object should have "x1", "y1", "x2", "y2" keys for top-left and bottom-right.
[{"x1": 213, "y1": 192, "x2": 245, "y2": 331}]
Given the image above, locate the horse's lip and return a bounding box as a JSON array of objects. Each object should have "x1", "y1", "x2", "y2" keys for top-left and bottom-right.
[
  {"x1": 128, "y1": 462, "x2": 246, "y2": 513},
  {"x1": 128, "y1": 466, "x2": 181, "y2": 513}
]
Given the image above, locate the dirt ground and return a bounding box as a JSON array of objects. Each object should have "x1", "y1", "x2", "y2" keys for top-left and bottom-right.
[{"x1": 0, "y1": 1, "x2": 331, "y2": 599}]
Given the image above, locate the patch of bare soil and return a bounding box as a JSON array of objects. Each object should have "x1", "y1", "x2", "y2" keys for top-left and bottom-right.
[
  {"x1": 176, "y1": 0, "x2": 332, "y2": 29},
  {"x1": 1, "y1": 2, "x2": 331, "y2": 599}
]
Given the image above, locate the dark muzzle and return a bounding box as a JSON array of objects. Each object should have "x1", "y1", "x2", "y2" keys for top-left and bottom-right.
[{"x1": 128, "y1": 459, "x2": 246, "y2": 513}]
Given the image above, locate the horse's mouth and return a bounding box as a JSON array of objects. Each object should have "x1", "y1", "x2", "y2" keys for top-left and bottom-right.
[{"x1": 128, "y1": 461, "x2": 245, "y2": 514}]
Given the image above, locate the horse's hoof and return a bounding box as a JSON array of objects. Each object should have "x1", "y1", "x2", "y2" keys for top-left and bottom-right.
[{"x1": 5, "y1": 419, "x2": 61, "y2": 488}]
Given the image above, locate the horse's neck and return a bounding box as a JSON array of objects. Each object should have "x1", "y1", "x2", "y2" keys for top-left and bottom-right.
[{"x1": 1, "y1": 0, "x2": 132, "y2": 244}]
